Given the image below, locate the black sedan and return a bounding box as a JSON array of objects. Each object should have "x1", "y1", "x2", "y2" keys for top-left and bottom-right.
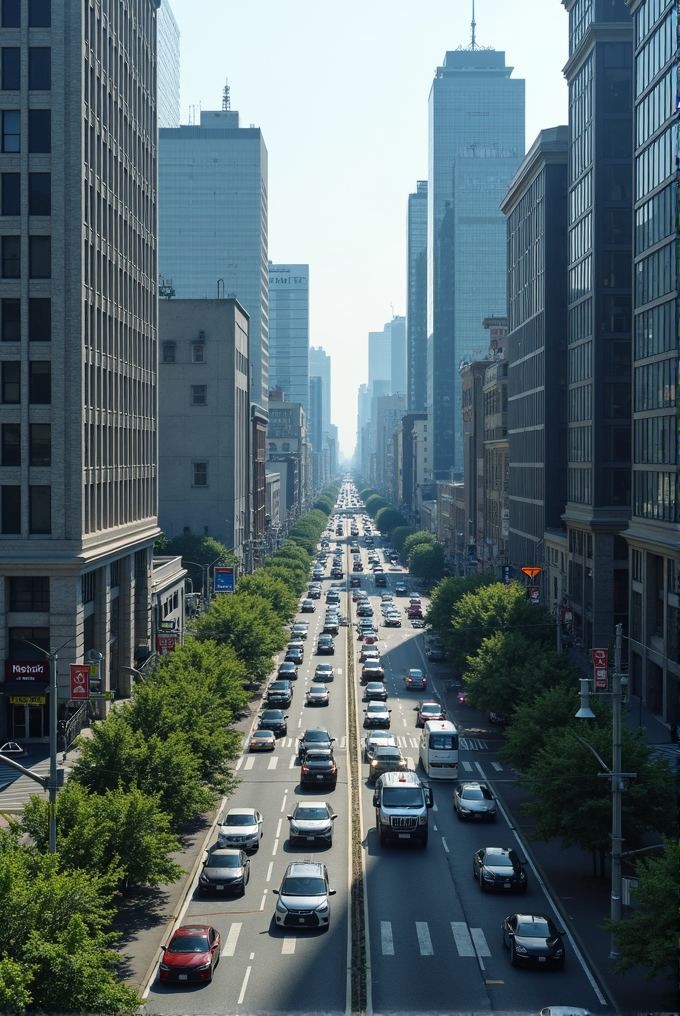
[
  {"x1": 258, "y1": 709, "x2": 288, "y2": 737},
  {"x1": 298, "y1": 727, "x2": 335, "y2": 758},
  {"x1": 501, "y1": 912, "x2": 566, "y2": 969},
  {"x1": 316, "y1": 635, "x2": 335, "y2": 655},
  {"x1": 278, "y1": 661, "x2": 298, "y2": 680},
  {"x1": 300, "y1": 750, "x2": 337, "y2": 787},
  {"x1": 473, "y1": 846, "x2": 527, "y2": 892},
  {"x1": 198, "y1": 848, "x2": 250, "y2": 895},
  {"x1": 285, "y1": 646, "x2": 304, "y2": 665}
]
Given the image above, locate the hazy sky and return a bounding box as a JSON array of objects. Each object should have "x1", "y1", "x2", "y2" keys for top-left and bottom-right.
[{"x1": 167, "y1": 0, "x2": 570, "y2": 457}]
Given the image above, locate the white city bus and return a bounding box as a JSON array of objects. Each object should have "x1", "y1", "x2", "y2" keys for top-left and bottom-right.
[{"x1": 419, "y1": 720, "x2": 459, "y2": 779}]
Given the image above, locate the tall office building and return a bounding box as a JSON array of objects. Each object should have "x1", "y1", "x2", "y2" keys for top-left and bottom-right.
[
  {"x1": 309, "y1": 345, "x2": 331, "y2": 439},
  {"x1": 308, "y1": 375, "x2": 323, "y2": 453},
  {"x1": 389, "y1": 315, "x2": 406, "y2": 395},
  {"x1": 157, "y1": 0, "x2": 180, "y2": 128},
  {"x1": 368, "y1": 326, "x2": 391, "y2": 387},
  {"x1": 268, "y1": 263, "x2": 309, "y2": 419},
  {"x1": 427, "y1": 49, "x2": 524, "y2": 478},
  {"x1": 562, "y1": 0, "x2": 634, "y2": 648},
  {"x1": 158, "y1": 109, "x2": 269, "y2": 411},
  {"x1": 625, "y1": 0, "x2": 678, "y2": 720},
  {"x1": 501, "y1": 128, "x2": 569, "y2": 572},
  {"x1": 407, "y1": 181, "x2": 428, "y2": 412},
  {"x1": 0, "y1": 0, "x2": 160, "y2": 739}
]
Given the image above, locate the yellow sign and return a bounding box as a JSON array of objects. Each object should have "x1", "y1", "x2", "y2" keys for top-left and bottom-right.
[{"x1": 9, "y1": 695, "x2": 46, "y2": 705}]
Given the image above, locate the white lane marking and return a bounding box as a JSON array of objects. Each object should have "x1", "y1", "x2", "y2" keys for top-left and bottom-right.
[
  {"x1": 337, "y1": 668, "x2": 342, "y2": 675},
  {"x1": 237, "y1": 965, "x2": 251, "y2": 1004},
  {"x1": 235, "y1": 757, "x2": 243, "y2": 771},
  {"x1": 474, "y1": 761, "x2": 487, "y2": 779},
  {"x1": 340, "y1": 736, "x2": 347, "y2": 749},
  {"x1": 491, "y1": 760, "x2": 503, "y2": 771},
  {"x1": 276, "y1": 819, "x2": 282, "y2": 838},
  {"x1": 451, "y1": 922, "x2": 476, "y2": 957},
  {"x1": 272, "y1": 838, "x2": 279, "y2": 856},
  {"x1": 266, "y1": 861, "x2": 273, "y2": 882},
  {"x1": 433, "y1": 824, "x2": 438, "y2": 831},
  {"x1": 259, "y1": 890, "x2": 267, "y2": 911},
  {"x1": 280, "y1": 790, "x2": 288, "y2": 811},
  {"x1": 409, "y1": 737, "x2": 418, "y2": 747},
  {"x1": 286, "y1": 738, "x2": 292, "y2": 747},
  {"x1": 380, "y1": 921, "x2": 394, "y2": 956},
  {"x1": 250, "y1": 952, "x2": 254, "y2": 959},
  {"x1": 244, "y1": 756, "x2": 255, "y2": 770},
  {"x1": 432, "y1": 799, "x2": 438, "y2": 812},
  {"x1": 282, "y1": 936, "x2": 296, "y2": 954},
  {"x1": 222, "y1": 922, "x2": 242, "y2": 956},
  {"x1": 289, "y1": 754, "x2": 296, "y2": 768},
  {"x1": 402, "y1": 718, "x2": 407, "y2": 727},
  {"x1": 461, "y1": 760, "x2": 473, "y2": 772},
  {"x1": 441, "y1": 837, "x2": 449, "y2": 853},
  {"x1": 297, "y1": 717, "x2": 302, "y2": 727},
  {"x1": 416, "y1": 922, "x2": 434, "y2": 956},
  {"x1": 470, "y1": 927, "x2": 491, "y2": 970},
  {"x1": 268, "y1": 756, "x2": 279, "y2": 770}
]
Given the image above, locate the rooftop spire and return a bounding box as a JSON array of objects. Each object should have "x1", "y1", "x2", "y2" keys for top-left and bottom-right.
[{"x1": 471, "y1": 0, "x2": 477, "y2": 49}]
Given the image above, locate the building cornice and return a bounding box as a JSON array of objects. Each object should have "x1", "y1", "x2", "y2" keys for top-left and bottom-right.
[{"x1": 563, "y1": 22, "x2": 633, "y2": 81}]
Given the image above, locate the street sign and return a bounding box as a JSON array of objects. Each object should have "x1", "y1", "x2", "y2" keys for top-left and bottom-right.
[
  {"x1": 89, "y1": 663, "x2": 101, "y2": 696},
  {"x1": 214, "y1": 566, "x2": 235, "y2": 593},
  {"x1": 528, "y1": 585, "x2": 540, "y2": 605},
  {"x1": 70, "y1": 664, "x2": 90, "y2": 699},
  {"x1": 593, "y1": 648, "x2": 608, "y2": 689},
  {"x1": 157, "y1": 634, "x2": 179, "y2": 655},
  {"x1": 502, "y1": 565, "x2": 512, "y2": 585},
  {"x1": 521, "y1": 566, "x2": 542, "y2": 579}
]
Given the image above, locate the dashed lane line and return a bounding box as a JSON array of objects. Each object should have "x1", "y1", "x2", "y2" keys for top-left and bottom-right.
[
  {"x1": 266, "y1": 862, "x2": 273, "y2": 882},
  {"x1": 491, "y1": 761, "x2": 503, "y2": 771},
  {"x1": 237, "y1": 965, "x2": 251, "y2": 1004},
  {"x1": 441, "y1": 837, "x2": 449, "y2": 853},
  {"x1": 380, "y1": 921, "x2": 394, "y2": 956}
]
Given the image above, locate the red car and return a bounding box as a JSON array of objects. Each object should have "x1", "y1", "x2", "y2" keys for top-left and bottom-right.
[
  {"x1": 417, "y1": 700, "x2": 446, "y2": 727},
  {"x1": 159, "y1": 924, "x2": 221, "y2": 984},
  {"x1": 407, "y1": 606, "x2": 423, "y2": 619}
]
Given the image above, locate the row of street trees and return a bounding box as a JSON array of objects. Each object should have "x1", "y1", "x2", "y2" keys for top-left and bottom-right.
[
  {"x1": 356, "y1": 483, "x2": 445, "y2": 582},
  {"x1": 425, "y1": 574, "x2": 676, "y2": 981},
  {"x1": 5, "y1": 486, "x2": 338, "y2": 1012}
]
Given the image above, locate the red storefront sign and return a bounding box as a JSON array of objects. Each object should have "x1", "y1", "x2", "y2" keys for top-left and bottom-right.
[
  {"x1": 593, "y1": 648, "x2": 608, "y2": 690},
  {"x1": 5, "y1": 660, "x2": 49, "y2": 680},
  {"x1": 157, "y1": 634, "x2": 179, "y2": 655},
  {"x1": 70, "y1": 664, "x2": 90, "y2": 699}
]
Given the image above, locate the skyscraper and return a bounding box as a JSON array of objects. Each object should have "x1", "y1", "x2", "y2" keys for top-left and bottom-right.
[
  {"x1": 427, "y1": 49, "x2": 524, "y2": 478},
  {"x1": 407, "y1": 181, "x2": 428, "y2": 412},
  {"x1": 268, "y1": 263, "x2": 309, "y2": 418},
  {"x1": 158, "y1": 109, "x2": 269, "y2": 410},
  {"x1": 389, "y1": 315, "x2": 406, "y2": 395},
  {"x1": 157, "y1": 0, "x2": 180, "y2": 128},
  {"x1": 309, "y1": 345, "x2": 331, "y2": 440},
  {"x1": 0, "y1": 0, "x2": 160, "y2": 736},
  {"x1": 368, "y1": 327, "x2": 391, "y2": 387}
]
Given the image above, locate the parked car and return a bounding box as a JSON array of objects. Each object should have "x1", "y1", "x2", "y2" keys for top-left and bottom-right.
[
  {"x1": 316, "y1": 634, "x2": 335, "y2": 655},
  {"x1": 159, "y1": 924, "x2": 221, "y2": 984},
  {"x1": 300, "y1": 599, "x2": 315, "y2": 613},
  {"x1": 285, "y1": 645, "x2": 304, "y2": 665},
  {"x1": 501, "y1": 913, "x2": 565, "y2": 969},
  {"x1": 427, "y1": 645, "x2": 446, "y2": 661},
  {"x1": 287, "y1": 801, "x2": 336, "y2": 846},
  {"x1": 306, "y1": 684, "x2": 330, "y2": 707},
  {"x1": 291, "y1": 624, "x2": 308, "y2": 640},
  {"x1": 473, "y1": 846, "x2": 528, "y2": 892},
  {"x1": 278, "y1": 661, "x2": 298, "y2": 680},
  {"x1": 273, "y1": 861, "x2": 336, "y2": 929},
  {"x1": 198, "y1": 848, "x2": 250, "y2": 895},
  {"x1": 266, "y1": 680, "x2": 293, "y2": 708},
  {"x1": 453, "y1": 781, "x2": 497, "y2": 820}
]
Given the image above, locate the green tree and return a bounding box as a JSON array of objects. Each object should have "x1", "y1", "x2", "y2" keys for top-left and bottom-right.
[
  {"x1": 521, "y1": 725, "x2": 675, "y2": 875},
  {"x1": 604, "y1": 839, "x2": 678, "y2": 981},
  {"x1": 359, "y1": 487, "x2": 377, "y2": 501},
  {"x1": 22, "y1": 783, "x2": 183, "y2": 888},
  {"x1": 408, "y1": 541, "x2": 445, "y2": 582},
  {"x1": 260, "y1": 562, "x2": 308, "y2": 597},
  {"x1": 161, "y1": 534, "x2": 235, "y2": 597},
  {"x1": 374, "y1": 506, "x2": 407, "y2": 536},
  {"x1": 365, "y1": 494, "x2": 388, "y2": 518},
  {"x1": 313, "y1": 496, "x2": 333, "y2": 515},
  {"x1": 194, "y1": 591, "x2": 288, "y2": 678},
  {"x1": 237, "y1": 573, "x2": 298, "y2": 621},
  {"x1": 448, "y1": 581, "x2": 553, "y2": 669},
  {"x1": 401, "y1": 529, "x2": 435, "y2": 565},
  {"x1": 0, "y1": 955, "x2": 32, "y2": 1013},
  {"x1": 425, "y1": 574, "x2": 494, "y2": 645},
  {"x1": 499, "y1": 683, "x2": 603, "y2": 771},
  {"x1": 277, "y1": 540, "x2": 312, "y2": 565},
  {"x1": 390, "y1": 525, "x2": 417, "y2": 553},
  {"x1": 463, "y1": 632, "x2": 581, "y2": 719}
]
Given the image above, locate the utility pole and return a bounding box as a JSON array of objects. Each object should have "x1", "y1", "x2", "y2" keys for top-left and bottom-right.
[
  {"x1": 556, "y1": 609, "x2": 563, "y2": 653},
  {"x1": 610, "y1": 621, "x2": 624, "y2": 958},
  {"x1": 47, "y1": 648, "x2": 58, "y2": 853}
]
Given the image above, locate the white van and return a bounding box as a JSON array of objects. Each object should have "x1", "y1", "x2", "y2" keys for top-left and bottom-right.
[{"x1": 419, "y1": 720, "x2": 459, "y2": 779}]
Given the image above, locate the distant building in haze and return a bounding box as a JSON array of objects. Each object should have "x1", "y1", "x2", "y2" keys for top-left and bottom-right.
[
  {"x1": 309, "y1": 346, "x2": 331, "y2": 440},
  {"x1": 390, "y1": 316, "x2": 407, "y2": 396},
  {"x1": 268, "y1": 263, "x2": 309, "y2": 420},
  {"x1": 157, "y1": 0, "x2": 180, "y2": 128},
  {"x1": 407, "y1": 181, "x2": 428, "y2": 412}
]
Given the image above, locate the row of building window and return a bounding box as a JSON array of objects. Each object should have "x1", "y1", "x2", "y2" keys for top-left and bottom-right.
[
  {"x1": 635, "y1": 181, "x2": 675, "y2": 255},
  {"x1": 1, "y1": 108, "x2": 50, "y2": 152},
  {"x1": 568, "y1": 465, "x2": 591, "y2": 504},
  {"x1": 633, "y1": 468, "x2": 676, "y2": 521},
  {"x1": 568, "y1": 297, "x2": 592, "y2": 344},
  {"x1": 569, "y1": 171, "x2": 591, "y2": 223},
  {"x1": 1, "y1": 172, "x2": 50, "y2": 215},
  {"x1": 635, "y1": 243, "x2": 675, "y2": 306},
  {"x1": 1, "y1": 421, "x2": 50, "y2": 465},
  {"x1": 569, "y1": 0, "x2": 593, "y2": 56},
  {"x1": 6, "y1": 574, "x2": 49, "y2": 611},
  {"x1": 0, "y1": 234, "x2": 51, "y2": 277},
  {"x1": 635, "y1": 0, "x2": 673, "y2": 51},
  {"x1": 1, "y1": 359, "x2": 49, "y2": 402},
  {"x1": 634, "y1": 414, "x2": 675, "y2": 464},
  {"x1": 634, "y1": 356, "x2": 676, "y2": 410},
  {"x1": 569, "y1": 212, "x2": 591, "y2": 264},
  {"x1": 569, "y1": 254, "x2": 591, "y2": 302},
  {"x1": 1, "y1": 482, "x2": 49, "y2": 533},
  {"x1": 636, "y1": 125, "x2": 673, "y2": 200},
  {"x1": 568, "y1": 340, "x2": 592, "y2": 383},
  {"x1": 568, "y1": 466, "x2": 631, "y2": 507},
  {"x1": 569, "y1": 424, "x2": 592, "y2": 462},
  {"x1": 1, "y1": 47, "x2": 50, "y2": 91},
  {"x1": 569, "y1": 383, "x2": 591, "y2": 423},
  {"x1": 1, "y1": 0, "x2": 50, "y2": 28},
  {"x1": 506, "y1": 426, "x2": 545, "y2": 465},
  {"x1": 569, "y1": 72, "x2": 593, "y2": 184},
  {"x1": 1, "y1": 297, "x2": 50, "y2": 341},
  {"x1": 634, "y1": 298, "x2": 675, "y2": 358},
  {"x1": 83, "y1": 476, "x2": 156, "y2": 536},
  {"x1": 636, "y1": 67, "x2": 674, "y2": 148}
]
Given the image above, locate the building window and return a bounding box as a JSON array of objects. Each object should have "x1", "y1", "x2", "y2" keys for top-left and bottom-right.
[
  {"x1": 632, "y1": 548, "x2": 642, "y2": 582},
  {"x1": 1, "y1": 483, "x2": 20, "y2": 532},
  {"x1": 1, "y1": 48, "x2": 19, "y2": 90},
  {"x1": 28, "y1": 173, "x2": 50, "y2": 216},
  {"x1": 161, "y1": 342, "x2": 175, "y2": 363},
  {"x1": 28, "y1": 297, "x2": 49, "y2": 341},
  {"x1": 2, "y1": 109, "x2": 19, "y2": 152},
  {"x1": 190, "y1": 384, "x2": 207, "y2": 405},
  {"x1": 282, "y1": 442, "x2": 290, "y2": 451},
  {"x1": 1, "y1": 360, "x2": 20, "y2": 402},
  {"x1": 110, "y1": 559, "x2": 120, "y2": 587},
  {"x1": 28, "y1": 0, "x2": 50, "y2": 27},
  {"x1": 28, "y1": 109, "x2": 49, "y2": 152},
  {"x1": 1, "y1": 1, "x2": 20, "y2": 28},
  {"x1": 9, "y1": 576, "x2": 49, "y2": 611},
  {"x1": 1, "y1": 172, "x2": 19, "y2": 215},
  {"x1": 1, "y1": 422, "x2": 19, "y2": 465},
  {"x1": 29, "y1": 235, "x2": 50, "y2": 277},
  {"x1": 192, "y1": 461, "x2": 207, "y2": 486},
  {"x1": 1, "y1": 297, "x2": 20, "y2": 340},
  {"x1": 8, "y1": 626, "x2": 49, "y2": 657},
  {"x1": 29, "y1": 422, "x2": 49, "y2": 465},
  {"x1": 2, "y1": 235, "x2": 20, "y2": 277},
  {"x1": 81, "y1": 571, "x2": 95, "y2": 603},
  {"x1": 28, "y1": 48, "x2": 50, "y2": 90},
  {"x1": 192, "y1": 343, "x2": 205, "y2": 363},
  {"x1": 28, "y1": 360, "x2": 50, "y2": 403},
  {"x1": 29, "y1": 484, "x2": 50, "y2": 533}
]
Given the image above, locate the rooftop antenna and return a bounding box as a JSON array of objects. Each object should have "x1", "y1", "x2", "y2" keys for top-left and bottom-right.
[
  {"x1": 390, "y1": 302, "x2": 395, "y2": 319},
  {"x1": 222, "y1": 79, "x2": 231, "y2": 111},
  {"x1": 471, "y1": 0, "x2": 477, "y2": 49}
]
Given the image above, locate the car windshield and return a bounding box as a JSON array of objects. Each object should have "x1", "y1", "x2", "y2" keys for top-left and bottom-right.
[
  {"x1": 309, "y1": 686, "x2": 326, "y2": 694},
  {"x1": 422, "y1": 705, "x2": 441, "y2": 714},
  {"x1": 429, "y1": 734, "x2": 458, "y2": 750},
  {"x1": 382, "y1": 788, "x2": 423, "y2": 808},
  {"x1": 486, "y1": 853, "x2": 512, "y2": 866},
  {"x1": 304, "y1": 730, "x2": 328, "y2": 740},
  {"x1": 307, "y1": 753, "x2": 333, "y2": 763},
  {"x1": 294, "y1": 807, "x2": 329, "y2": 821},
  {"x1": 462, "y1": 788, "x2": 486, "y2": 801},
  {"x1": 207, "y1": 855, "x2": 242, "y2": 868},
  {"x1": 261, "y1": 711, "x2": 282, "y2": 720},
  {"x1": 367, "y1": 703, "x2": 385, "y2": 712},
  {"x1": 168, "y1": 936, "x2": 210, "y2": 953},
  {"x1": 253, "y1": 730, "x2": 272, "y2": 738},
  {"x1": 223, "y1": 814, "x2": 255, "y2": 826},
  {"x1": 270, "y1": 683, "x2": 288, "y2": 691},
  {"x1": 377, "y1": 752, "x2": 402, "y2": 762},
  {"x1": 516, "y1": 920, "x2": 552, "y2": 938},
  {"x1": 281, "y1": 877, "x2": 326, "y2": 896}
]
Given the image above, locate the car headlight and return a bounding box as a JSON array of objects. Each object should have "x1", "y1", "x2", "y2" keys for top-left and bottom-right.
[
  {"x1": 196, "y1": 960, "x2": 212, "y2": 970},
  {"x1": 554, "y1": 948, "x2": 563, "y2": 957},
  {"x1": 315, "y1": 901, "x2": 329, "y2": 914},
  {"x1": 418, "y1": 813, "x2": 427, "y2": 825},
  {"x1": 276, "y1": 898, "x2": 288, "y2": 913},
  {"x1": 459, "y1": 806, "x2": 471, "y2": 814},
  {"x1": 514, "y1": 943, "x2": 528, "y2": 955},
  {"x1": 199, "y1": 874, "x2": 209, "y2": 883},
  {"x1": 483, "y1": 871, "x2": 494, "y2": 881},
  {"x1": 290, "y1": 824, "x2": 300, "y2": 834},
  {"x1": 159, "y1": 963, "x2": 169, "y2": 971},
  {"x1": 519, "y1": 871, "x2": 527, "y2": 880},
  {"x1": 370, "y1": 760, "x2": 378, "y2": 767}
]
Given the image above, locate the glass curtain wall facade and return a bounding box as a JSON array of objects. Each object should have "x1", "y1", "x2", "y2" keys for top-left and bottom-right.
[
  {"x1": 624, "y1": 0, "x2": 679, "y2": 723},
  {"x1": 562, "y1": 0, "x2": 634, "y2": 649},
  {"x1": 501, "y1": 128, "x2": 569, "y2": 577},
  {"x1": 157, "y1": 0, "x2": 180, "y2": 128},
  {"x1": 390, "y1": 315, "x2": 406, "y2": 395},
  {"x1": 407, "y1": 181, "x2": 427, "y2": 412},
  {"x1": 268, "y1": 263, "x2": 309, "y2": 419},
  {"x1": 309, "y1": 345, "x2": 331, "y2": 440},
  {"x1": 427, "y1": 50, "x2": 524, "y2": 479}
]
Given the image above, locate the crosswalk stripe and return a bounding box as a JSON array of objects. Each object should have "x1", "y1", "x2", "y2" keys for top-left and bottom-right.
[
  {"x1": 286, "y1": 738, "x2": 292, "y2": 748},
  {"x1": 461, "y1": 760, "x2": 473, "y2": 772},
  {"x1": 451, "y1": 922, "x2": 475, "y2": 957},
  {"x1": 470, "y1": 928, "x2": 491, "y2": 957},
  {"x1": 268, "y1": 756, "x2": 279, "y2": 770},
  {"x1": 415, "y1": 922, "x2": 433, "y2": 956},
  {"x1": 282, "y1": 937, "x2": 296, "y2": 954},
  {"x1": 244, "y1": 756, "x2": 255, "y2": 770},
  {"x1": 289, "y1": 754, "x2": 296, "y2": 768},
  {"x1": 491, "y1": 761, "x2": 503, "y2": 771},
  {"x1": 222, "y1": 923, "x2": 242, "y2": 957},
  {"x1": 235, "y1": 757, "x2": 243, "y2": 771},
  {"x1": 409, "y1": 737, "x2": 418, "y2": 747},
  {"x1": 381, "y1": 921, "x2": 394, "y2": 956}
]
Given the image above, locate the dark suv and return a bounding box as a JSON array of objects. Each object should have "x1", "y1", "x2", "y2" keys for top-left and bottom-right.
[
  {"x1": 298, "y1": 727, "x2": 335, "y2": 759},
  {"x1": 267, "y1": 680, "x2": 293, "y2": 708},
  {"x1": 258, "y1": 709, "x2": 288, "y2": 737},
  {"x1": 300, "y1": 750, "x2": 338, "y2": 787}
]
